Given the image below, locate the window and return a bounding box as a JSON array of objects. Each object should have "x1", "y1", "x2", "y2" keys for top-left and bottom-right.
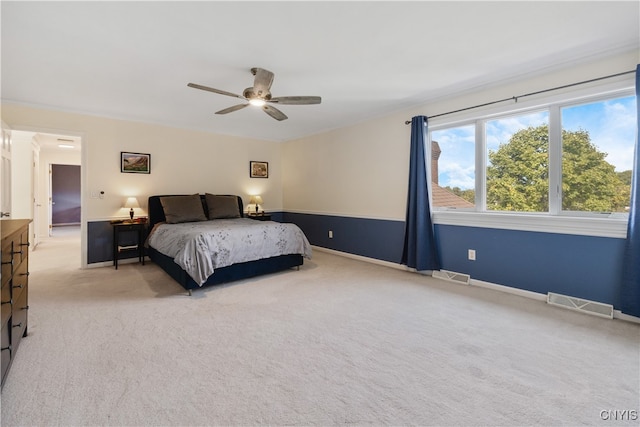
[
  {"x1": 560, "y1": 96, "x2": 636, "y2": 214},
  {"x1": 430, "y1": 125, "x2": 475, "y2": 209},
  {"x1": 486, "y1": 111, "x2": 549, "y2": 212},
  {"x1": 429, "y1": 88, "x2": 636, "y2": 222}
]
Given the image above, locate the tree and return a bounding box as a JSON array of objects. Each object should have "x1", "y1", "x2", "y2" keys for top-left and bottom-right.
[
  {"x1": 442, "y1": 186, "x2": 475, "y2": 204},
  {"x1": 487, "y1": 125, "x2": 549, "y2": 211},
  {"x1": 486, "y1": 125, "x2": 629, "y2": 212}
]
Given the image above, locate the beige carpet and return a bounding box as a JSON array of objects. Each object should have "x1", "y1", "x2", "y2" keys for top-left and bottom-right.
[{"x1": 1, "y1": 231, "x2": 639, "y2": 426}]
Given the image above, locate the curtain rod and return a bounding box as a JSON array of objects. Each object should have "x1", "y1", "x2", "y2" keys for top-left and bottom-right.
[{"x1": 404, "y1": 69, "x2": 637, "y2": 125}]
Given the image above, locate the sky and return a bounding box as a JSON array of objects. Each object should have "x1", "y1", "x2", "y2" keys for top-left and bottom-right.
[{"x1": 431, "y1": 95, "x2": 637, "y2": 191}]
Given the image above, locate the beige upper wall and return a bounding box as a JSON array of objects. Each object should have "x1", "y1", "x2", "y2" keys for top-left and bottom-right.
[
  {"x1": 282, "y1": 51, "x2": 639, "y2": 220},
  {"x1": 282, "y1": 117, "x2": 410, "y2": 220},
  {"x1": 1, "y1": 105, "x2": 282, "y2": 221}
]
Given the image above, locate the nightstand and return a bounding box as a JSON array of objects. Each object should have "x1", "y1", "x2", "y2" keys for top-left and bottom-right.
[
  {"x1": 112, "y1": 222, "x2": 146, "y2": 269},
  {"x1": 247, "y1": 214, "x2": 272, "y2": 221}
]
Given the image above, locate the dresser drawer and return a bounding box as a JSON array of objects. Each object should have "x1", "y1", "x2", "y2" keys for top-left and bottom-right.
[
  {"x1": 13, "y1": 228, "x2": 29, "y2": 268},
  {"x1": 1, "y1": 240, "x2": 12, "y2": 289},
  {"x1": 11, "y1": 260, "x2": 28, "y2": 303},
  {"x1": 1, "y1": 322, "x2": 10, "y2": 386},
  {"x1": 1, "y1": 229, "x2": 29, "y2": 287},
  {"x1": 1, "y1": 283, "x2": 10, "y2": 326},
  {"x1": 11, "y1": 288, "x2": 28, "y2": 352}
]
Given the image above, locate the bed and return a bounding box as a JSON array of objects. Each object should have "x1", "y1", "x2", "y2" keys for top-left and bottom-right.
[{"x1": 146, "y1": 194, "x2": 311, "y2": 294}]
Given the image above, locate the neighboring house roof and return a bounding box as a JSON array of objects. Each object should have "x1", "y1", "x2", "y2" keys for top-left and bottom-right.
[{"x1": 431, "y1": 183, "x2": 475, "y2": 208}]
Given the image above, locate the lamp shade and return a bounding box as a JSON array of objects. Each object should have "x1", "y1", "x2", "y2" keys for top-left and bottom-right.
[
  {"x1": 124, "y1": 197, "x2": 140, "y2": 209},
  {"x1": 249, "y1": 195, "x2": 263, "y2": 205}
]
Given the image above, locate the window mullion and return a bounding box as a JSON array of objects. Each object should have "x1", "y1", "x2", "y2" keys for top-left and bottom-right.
[
  {"x1": 548, "y1": 105, "x2": 562, "y2": 215},
  {"x1": 476, "y1": 120, "x2": 486, "y2": 211}
]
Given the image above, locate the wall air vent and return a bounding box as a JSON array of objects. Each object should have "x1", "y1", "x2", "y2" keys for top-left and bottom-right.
[
  {"x1": 547, "y1": 292, "x2": 613, "y2": 319},
  {"x1": 432, "y1": 270, "x2": 471, "y2": 285}
]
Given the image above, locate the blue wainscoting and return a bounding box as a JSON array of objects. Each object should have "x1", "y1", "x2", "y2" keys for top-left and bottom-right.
[
  {"x1": 87, "y1": 221, "x2": 113, "y2": 263},
  {"x1": 435, "y1": 225, "x2": 626, "y2": 308},
  {"x1": 87, "y1": 221, "x2": 144, "y2": 264},
  {"x1": 282, "y1": 212, "x2": 405, "y2": 263}
]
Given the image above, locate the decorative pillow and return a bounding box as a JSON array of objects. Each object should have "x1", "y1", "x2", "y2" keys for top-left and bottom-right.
[
  {"x1": 160, "y1": 195, "x2": 207, "y2": 224},
  {"x1": 205, "y1": 194, "x2": 241, "y2": 219}
]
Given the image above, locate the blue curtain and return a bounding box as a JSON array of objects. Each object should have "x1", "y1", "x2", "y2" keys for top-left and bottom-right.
[
  {"x1": 620, "y1": 64, "x2": 640, "y2": 317},
  {"x1": 401, "y1": 116, "x2": 440, "y2": 271}
]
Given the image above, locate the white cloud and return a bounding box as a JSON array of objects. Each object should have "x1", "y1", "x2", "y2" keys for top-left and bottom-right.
[
  {"x1": 595, "y1": 98, "x2": 636, "y2": 171},
  {"x1": 486, "y1": 112, "x2": 548, "y2": 151},
  {"x1": 567, "y1": 96, "x2": 636, "y2": 171},
  {"x1": 432, "y1": 125, "x2": 476, "y2": 189},
  {"x1": 439, "y1": 162, "x2": 475, "y2": 189}
]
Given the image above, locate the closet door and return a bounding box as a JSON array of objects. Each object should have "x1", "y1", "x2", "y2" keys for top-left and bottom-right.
[{"x1": 51, "y1": 164, "x2": 81, "y2": 226}]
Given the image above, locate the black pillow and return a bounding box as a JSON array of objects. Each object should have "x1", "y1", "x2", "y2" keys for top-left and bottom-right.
[
  {"x1": 160, "y1": 195, "x2": 207, "y2": 224},
  {"x1": 205, "y1": 194, "x2": 241, "y2": 219}
]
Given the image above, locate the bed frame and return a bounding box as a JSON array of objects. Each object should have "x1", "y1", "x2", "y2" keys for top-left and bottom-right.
[{"x1": 147, "y1": 194, "x2": 303, "y2": 294}]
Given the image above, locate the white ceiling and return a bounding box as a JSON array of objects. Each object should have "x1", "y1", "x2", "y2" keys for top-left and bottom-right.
[
  {"x1": 2, "y1": 1, "x2": 638, "y2": 143},
  {"x1": 36, "y1": 133, "x2": 82, "y2": 152}
]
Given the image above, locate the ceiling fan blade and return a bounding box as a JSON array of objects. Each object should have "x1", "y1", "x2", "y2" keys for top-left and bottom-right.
[
  {"x1": 262, "y1": 104, "x2": 288, "y2": 121},
  {"x1": 251, "y1": 68, "x2": 274, "y2": 95},
  {"x1": 188, "y1": 83, "x2": 245, "y2": 100},
  {"x1": 216, "y1": 103, "x2": 249, "y2": 115},
  {"x1": 270, "y1": 96, "x2": 321, "y2": 105}
]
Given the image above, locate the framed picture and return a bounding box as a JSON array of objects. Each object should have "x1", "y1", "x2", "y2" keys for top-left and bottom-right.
[
  {"x1": 250, "y1": 161, "x2": 268, "y2": 178},
  {"x1": 121, "y1": 152, "x2": 151, "y2": 174}
]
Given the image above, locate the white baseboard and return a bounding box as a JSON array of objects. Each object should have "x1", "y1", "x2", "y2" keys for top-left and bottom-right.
[
  {"x1": 311, "y1": 246, "x2": 413, "y2": 272},
  {"x1": 312, "y1": 245, "x2": 640, "y2": 324},
  {"x1": 470, "y1": 278, "x2": 548, "y2": 302},
  {"x1": 471, "y1": 280, "x2": 638, "y2": 323},
  {"x1": 613, "y1": 310, "x2": 640, "y2": 324}
]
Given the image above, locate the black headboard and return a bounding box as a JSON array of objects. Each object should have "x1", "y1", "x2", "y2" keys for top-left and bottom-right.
[{"x1": 148, "y1": 194, "x2": 244, "y2": 229}]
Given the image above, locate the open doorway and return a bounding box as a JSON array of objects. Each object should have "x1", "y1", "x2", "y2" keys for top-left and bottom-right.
[{"x1": 35, "y1": 134, "x2": 81, "y2": 240}]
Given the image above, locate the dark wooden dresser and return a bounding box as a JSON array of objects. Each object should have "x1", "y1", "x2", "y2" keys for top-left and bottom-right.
[{"x1": 1, "y1": 219, "x2": 31, "y2": 389}]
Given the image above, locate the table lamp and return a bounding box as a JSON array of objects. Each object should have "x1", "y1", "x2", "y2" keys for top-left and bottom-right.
[
  {"x1": 124, "y1": 197, "x2": 140, "y2": 221},
  {"x1": 248, "y1": 195, "x2": 263, "y2": 215}
]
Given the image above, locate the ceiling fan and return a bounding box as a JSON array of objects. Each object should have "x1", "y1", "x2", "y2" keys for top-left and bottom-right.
[{"x1": 188, "y1": 67, "x2": 321, "y2": 121}]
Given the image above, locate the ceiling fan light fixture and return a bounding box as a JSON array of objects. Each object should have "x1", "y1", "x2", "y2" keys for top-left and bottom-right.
[
  {"x1": 188, "y1": 67, "x2": 321, "y2": 121},
  {"x1": 249, "y1": 98, "x2": 266, "y2": 107}
]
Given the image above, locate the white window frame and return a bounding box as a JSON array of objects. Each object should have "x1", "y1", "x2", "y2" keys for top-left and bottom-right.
[{"x1": 428, "y1": 78, "x2": 635, "y2": 239}]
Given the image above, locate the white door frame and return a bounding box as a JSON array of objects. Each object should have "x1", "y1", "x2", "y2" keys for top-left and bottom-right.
[
  {"x1": 32, "y1": 145, "x2": 40, "y2": 248},
  {"x1": 48, "y1": 163, "x2": 53, "y2": 237}
]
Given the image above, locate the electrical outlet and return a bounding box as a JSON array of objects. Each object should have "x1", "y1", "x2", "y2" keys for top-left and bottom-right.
[
  {"x1": 328, "y1": 230, "x2": 333, "y2": 239},
  {"x1": 468, "y1": 249, "x2": 476, "y2": 261}
]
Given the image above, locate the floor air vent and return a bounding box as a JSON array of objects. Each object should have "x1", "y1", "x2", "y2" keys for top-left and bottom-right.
[
  {"x1": 547, "y1": 292, "x2": 613, "y2": 319},
  {"x1": 432, "y1": 270, "x2": 471, "y2": 285}
]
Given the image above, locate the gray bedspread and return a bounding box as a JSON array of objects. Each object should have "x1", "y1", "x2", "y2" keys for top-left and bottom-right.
[{"x1": 147, "y1": 218, "x2": 312, "y2": 285}]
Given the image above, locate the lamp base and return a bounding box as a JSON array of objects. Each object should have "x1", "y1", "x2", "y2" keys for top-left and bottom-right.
[{"x1": 129, "y1": 208, "x2": 134, "y2": 221}]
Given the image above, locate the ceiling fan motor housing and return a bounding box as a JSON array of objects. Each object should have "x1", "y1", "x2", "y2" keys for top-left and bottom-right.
[{"x1": 243, "y1": 87, "x2": 271, "y2": 101}]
